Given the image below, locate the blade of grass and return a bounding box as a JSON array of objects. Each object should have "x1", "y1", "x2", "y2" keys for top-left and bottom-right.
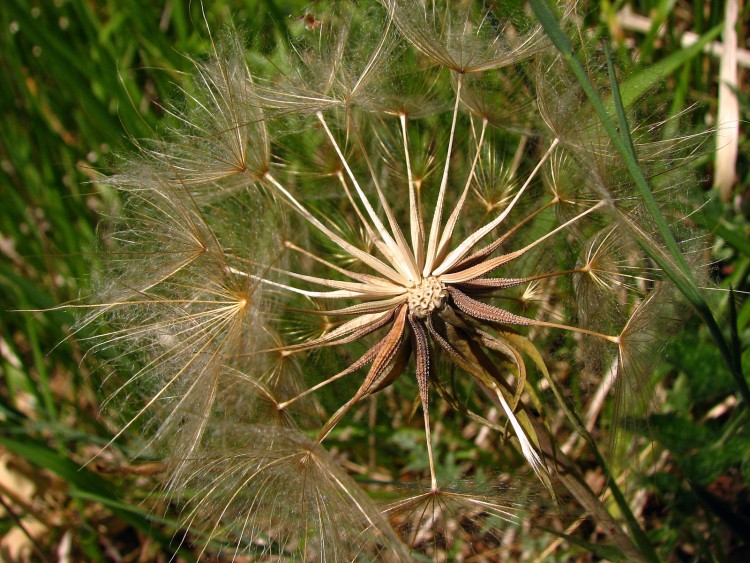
[
  {"x1": 729, "y1": 288, "x2": 742, "y2": 375},
  {"x1": 693, "y1": 199, "x2": 750, "y2": 257},
  {"x1": 639, "y1": 0, "x2": 676, "y2": 60},
  {"x1": 530, "y1": 0, "x2": 750, "y2": 409},
  {"x1": 608, "y1": 25, "x2": 722, "y2": 114},
  {"x1": 0, "y1": 435, "x2": 196, "y2": 562},
  {"x1": 532, "y1": 0, "x2": 690, "y2": 274},
  {"x1": 663, "y1": 64, "x2": 691, "y2": 139},
  {"x1": 536, "y1": 524, "x2": 626, "y2": 561},
  {"x1": 604, "y1": 41, "x2": 638, "y2": 163}
]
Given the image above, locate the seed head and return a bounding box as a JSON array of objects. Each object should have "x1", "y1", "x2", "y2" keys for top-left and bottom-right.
[
  {"x1": 82, "y1": 0, "x2": 698, "y2": 558},
  {"x1": 407, "y1": 276, "x2": 447, "y2": 318}
]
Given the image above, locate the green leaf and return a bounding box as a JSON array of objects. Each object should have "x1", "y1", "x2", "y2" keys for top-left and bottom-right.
[
  {"x1": 537, "y1": 524, "x2": 627, "y2": 561},
  {"x1": 648, "y1": 411, "x2": 750, "y2": 486},
  {"x1": 695, "y1": 197, "x2": 750, "y2": 257},
  {"x1": 638, "y1": 0, "x2": 676, "y2": 59},
  {"x1": 684, "y1": 433, "x2": 750, "y2": 485},
  {"x1": 648, "y1": 413, "x2": 710, "y2": 454},
  {"x1": 610, "y1": 25, "x2": 722, "y2": 111},
  {"x1": 668, "y1": 331, "x2": 735, "y2": 403}
]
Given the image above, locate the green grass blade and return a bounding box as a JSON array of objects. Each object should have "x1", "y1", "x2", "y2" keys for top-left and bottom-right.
[
  {"x1": 536, "y1": 525, "x2": 626, "y2": 561},
  {"x1": 0, "y1": 435, "x2": 195, "y2": 561},
  {"x1": 639, "y1": 0, "x2": 676, "y2": 60},
  {"x1": 604, "y1": 41, "x2": 638, "y2": 163},
  {"x1": 611, "y1": 25, "x2": 722, "y2": 112},
  {"x1": 729, "y1": 288, "x2": 742, "y2": 374},
  {"x1": 530, "y1": 0, "x2": 750, "y2": 410},
  {"x1": 530, "y1": 0, "x2": 689, "y2": 277}
]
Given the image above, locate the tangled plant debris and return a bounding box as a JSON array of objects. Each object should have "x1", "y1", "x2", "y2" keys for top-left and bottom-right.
[{"x1": 78, "y1": 1, "x2": 706, "y2": 559}]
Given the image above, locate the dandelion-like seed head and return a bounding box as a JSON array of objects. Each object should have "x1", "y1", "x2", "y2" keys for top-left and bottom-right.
[{"x1": 81, "y1": 0, "x2": 698, "y2": 558}]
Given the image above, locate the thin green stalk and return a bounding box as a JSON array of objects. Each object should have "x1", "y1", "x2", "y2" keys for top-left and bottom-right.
[
  {"x1": 604, "y1": 41, "x2": 638, "y2": 164},
  {"x1": 531, "y1": 0, "x2": 686, "y2": 274},
  {"x1": 503, "y1": 334, "x2": 656, "y2": 560},
  {"x1": 729, "y1": 288, "x2": 742, "y2": 375},
  {"x1": 540, "y1": 352, "x2": 660, "y2": 562},
  {"x1": 530, "y1": 0, "x2": 750, "y2": 408}
]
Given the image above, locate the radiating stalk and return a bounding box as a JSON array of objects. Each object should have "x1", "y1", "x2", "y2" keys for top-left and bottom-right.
[
  {"x1": 400, "y1": 113, "x2": 424, "y2": 272},
  {"x1": 442, "y1": 200, "x2": 606, "y2": 282},
  {"x1": 424, "y1": 72, "x2": 464, "y2": 275},
  {"x1": 435, "y1": 117, "x2": 489, "y2": 260},
  {"x1": 434, "y1": 138, "x2": 559, "y2": 276},
  {"x1": 264, "y1": 173, "x2": 408, "y2": 285},
  {"x1": 317, "y1": 112, "x2": 412, "y2": 280}
]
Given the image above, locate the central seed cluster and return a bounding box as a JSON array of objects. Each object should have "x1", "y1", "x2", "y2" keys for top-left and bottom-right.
[{"x1": 407, "y1": 276, "x2": 447, "y2": 318}]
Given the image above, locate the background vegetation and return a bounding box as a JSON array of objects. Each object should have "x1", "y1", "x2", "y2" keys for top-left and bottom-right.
[{"x1": 0, "y1": 0, "x2": 748, "y2": 560}]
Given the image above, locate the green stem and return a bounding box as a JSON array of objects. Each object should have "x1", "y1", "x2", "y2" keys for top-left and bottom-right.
[
  {"x1": 541, "y1": 354, "x2": 660, "y2": 562},
  {"x1": 529, "y1": 0, "x2": 750, "y2": 409}
]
